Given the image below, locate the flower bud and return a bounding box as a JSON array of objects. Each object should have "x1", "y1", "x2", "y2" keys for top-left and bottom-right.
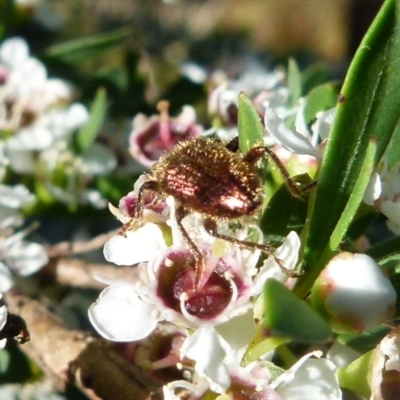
[{"x1": 311, "y1": 252, "x2": 396, "y2": 333}]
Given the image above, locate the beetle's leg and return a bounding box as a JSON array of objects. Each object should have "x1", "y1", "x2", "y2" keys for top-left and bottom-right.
[
  {"x1": 119, "y1": 180, "x2": 159, "y2": 236},
  {"x1": 175, "y1": 206, "x2": 205, "y2": 289},
  {"x1": 243, "y1": 146, "x2": 316, "y2": 197},
  {"x1": 203, "y1": 218, "x2": 301, "y2": 278}
]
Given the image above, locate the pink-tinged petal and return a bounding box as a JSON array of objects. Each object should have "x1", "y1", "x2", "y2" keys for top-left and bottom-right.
[
  {"x1": 264, "y1": 108, "x2": 319, "y2": 157},
  {"x1": 88, "y1": 284, "x2": 158, "y2": 341},
  {"x1": 104, "y1": 223, "x2": 167, "y2": 266}
]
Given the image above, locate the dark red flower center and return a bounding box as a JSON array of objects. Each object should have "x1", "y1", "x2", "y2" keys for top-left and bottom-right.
[{"x1": 156, "y1": 250, "x2": 237, "y2": 320}]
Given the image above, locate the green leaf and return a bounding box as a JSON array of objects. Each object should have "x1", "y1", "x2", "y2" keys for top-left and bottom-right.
[
  {"x1": 304, "y1": 82, "x2": 340, "y2": 123},
  {"x1": 260, "y1": 182, "x2": 309, "y2": 241},
  {"x1": 96, "y1": 175, "x2": 135, "y2": 203},
  {"x1": 388, "y1": 274, "x2": 400, "y2": 317},
  {"x1": 244, "y1": 334, "x2": 289, "y2": 363},
  {"x1": 76, "y1": 88, "x2": 107, "y2": 152},
  {"x1": 237, "y1": 92, "x2": 264, "y2": 153},
  {"x1": 263, "y1": 279, "x2": 331, "y2": 342},
  {"x1": 45, "y1": 28, "x2": 129, "y2": 65},
  {"x1": 301, "y1": 64, "x2": 332, "y2": 95},
  {"x1": 296, "y1": 0, "x2": 400, "y2": 297},
  {"x1": 0, "y1": 0, "x2": 15, "y2": 40},
  {"x1": 337, "y1": 350, "x2": 375, "y2": 399},
  {"x1": 338, "y1": 325, "x2": 390, "y2": 353},
  {"x1": 318, "y1": 139, "x2": 376, "y2": 265},
  {"x1": 0, "y1": 350, "x2": 10, "y2": 374},
  {"x1": 287, "y1": 58, "x2": 302, "y2": 108},
  {"x1": 386, "y1": 118, "x2": 400, "y2": 165},
  {"x1": 365, "y1": 234, "x2": 400, "y2": 267}
]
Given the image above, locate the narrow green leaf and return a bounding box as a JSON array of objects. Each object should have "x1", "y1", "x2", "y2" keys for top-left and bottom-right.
[
  {"x1": 287, "y1": 58, "x2": 302, "y2": 107},
  {"x1": 319, "y1": 139, "x2": 376, "y2": 266},
  {"x1": 237, "y1": 92, "x2": 264, "y2": 153},
  {"x1": 389, "y1": 274, "x2": 400, "y2": 317},
  {"x1": 386, "y1": 118, "x2": 400, "y2": 165},
  {"x1": 76, "y1": 88, "x2": 107, "y2": 152},
  {"x1": 45, "y1": 28, "x2": 129, "y2": 64},
  {"x1": 296, "y1": 0, "x2": 400, "y2": 297},
  {"x1": 264, "y1": 279, "x2": 331, "y2": 342}
]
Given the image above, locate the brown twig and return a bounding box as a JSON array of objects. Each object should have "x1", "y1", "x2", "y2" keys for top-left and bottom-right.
[
  {"x1": 4, "y1": 291, "x2": 163, "y2": 400},
  {"x1": 46, "y1": 230, "x2": 118, "y2": 258},
  {"x1": 52, "y1": 258, "x2": 139, "y2": 289}
]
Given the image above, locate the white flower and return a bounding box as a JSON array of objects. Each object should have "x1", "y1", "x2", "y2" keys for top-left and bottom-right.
[
  {"x1": 264, "y1": 107, "x2": 322, "y2": 158},
  {"x1": 129, "y1": 102, "x2": 203, "y2": 166},
  {"x1": 180, "y1": 61, "x2": 207, "y2": 84},
  {"x1": 368, "y1": 159, "x2": 400, "y2": 234},
  {"x1": 177, "y1": 325, "x2": 278, "y2": 398},
  {"x1": 0, "y1": 224, "x2": 48, "y2": 291},
  {"x1": 0, "y1": 184, "x2": 48, "y2": 291},
  {"x1": 181, "y1": 326, "x2": 232, "y2": 393},
  {"x1": 90, "y1": 194, "x2": 265, "y2": 343},
  {"x1": 6, "y1": 103, "x2": 89, "y2": 155},
  {"x1": 253, "y1": 230, "x2": 301, "y2": 293},
  {"x1": 271, "y1": 352, "x2": 341, "y2": 400}
]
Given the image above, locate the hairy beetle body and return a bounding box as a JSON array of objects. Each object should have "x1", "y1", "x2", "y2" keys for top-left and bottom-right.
[{"x1": 151, "y1": 138, "x2": 263, "y2": 219}]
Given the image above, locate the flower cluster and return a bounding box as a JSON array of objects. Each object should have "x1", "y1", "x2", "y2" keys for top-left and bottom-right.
[
  {"x1": 0, "y1": 37, "x2": 116, "y2": 208},
  {"x1": 90, "y1": 59, "x2": 398, "y2": 399},
  {"x1": 89, "y1": 185, "x2": 342, "y2": 398},
  {"x1": 0, "y1": 184, "x2": 48, "y2": 292}
]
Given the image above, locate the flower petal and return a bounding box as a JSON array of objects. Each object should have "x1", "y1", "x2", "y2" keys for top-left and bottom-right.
[
  {"x1": 264, "y1": 108, "x2": 319, "y2": 157},
  {"x1": 274, "y1": 356, "x2": 341, "y2": 400},
  {"x1": 104, "y1": 223, "x2": 167, "y2": 266},
  {"x1": 88, "y1": 284, "x2": 158, "y2": 341},
  {"x1": 181, "y1": 326, "x2": 231, "y2": 394}
]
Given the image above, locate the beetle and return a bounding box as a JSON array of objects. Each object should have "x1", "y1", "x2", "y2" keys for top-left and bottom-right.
[{"x1": 121, "y1": 136, "x2": 314, "y2": 287}]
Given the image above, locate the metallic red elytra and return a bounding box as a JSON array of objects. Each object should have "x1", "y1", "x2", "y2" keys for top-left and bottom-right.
[{"x1": 122, "y1": 137, "x2": 311, "y2": 287}]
